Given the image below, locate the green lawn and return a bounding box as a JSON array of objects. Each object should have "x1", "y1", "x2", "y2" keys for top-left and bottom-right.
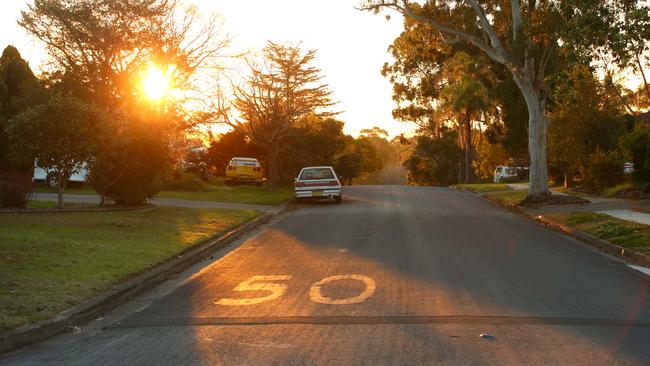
[
  {"x1": 451, "y1": 183, "x2": 513, "y2": 193},
  {"x1": 157, "y1": 183, "x2": 294, "y2": 205},
  {"x1": 0, "y1": 206, "x2": 260, "y2": 332},
  {"x1": 32, "y1": 186, "x2": 96, "y2": 195},
  {"x1": 32, "y1": 183, "x2": 294, "y2": 206},
  {"x1": 546, "y1": 212, "x2": 650, "y2": 255},
  {"x1": 484, "y1": 190, "x2": 528, "y2": 205}
]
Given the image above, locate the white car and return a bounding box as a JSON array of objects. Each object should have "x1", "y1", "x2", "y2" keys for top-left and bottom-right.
[
  {"x1": 295, "y1": 166, "x2": 342, "y2": 203},
  {"x1": 33, "y1": 162, "x2": 88, "y2": 188}
]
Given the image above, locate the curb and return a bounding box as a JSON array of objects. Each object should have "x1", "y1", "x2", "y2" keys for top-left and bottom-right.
[
  {"x1": 455, "y1": 187, "x2": 650, "y2": 267},
  {"x1": 0, "y1": 202, "x2": 294, "y2": 354},
  {"x1": 534, "y1": 215, "x2": 650, "y2": 267}
]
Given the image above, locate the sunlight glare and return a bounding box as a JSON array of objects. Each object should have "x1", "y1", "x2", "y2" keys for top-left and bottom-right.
[{"x1": 142, "y1": 65, "x2": 173, "y2": 101}]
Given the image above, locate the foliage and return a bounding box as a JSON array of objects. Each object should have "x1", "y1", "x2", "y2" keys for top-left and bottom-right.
[
  {"x1": 548, "y1": 65, "x2": 626, "y2": 187},
  {"x1": 621, "y1": 123, "x2": 650, "y2": 184},
  {"x1": 19, "y1": 0, "x2": 230, "y2": 204},
  {"x1": 228, "y1": 41, "x2": 335, "y2": 189},
  {"x1": 207, "y1": 130, "x2": 263, "y2": 176},
  {"x1": 88, "y1": 117, "x2": 170, "y2": 206},
  {"x1": 477, "y1": 141, "x2": 510, "y2": 182},
  {"x1": 0, "y1": 45, "x2": 41, "y2": 208},
  {"x1": 7, "y1": 94, "x2": 103, "y2": 208},
  {"x1": 580, "y1": 150, "x2": 624, "y2": 192},
  {"x1": 335, "y1": 135, "x2": 383, "y2": 184},
  {"x1": 162, "y1": 172, "x2": 204, "y2": 191},
  {"x1": 595, "y1": 222, "x2": 641, "y2": 239},
  {"x1": 403, "y1": 129, "x2": 459, "y2": 186}
]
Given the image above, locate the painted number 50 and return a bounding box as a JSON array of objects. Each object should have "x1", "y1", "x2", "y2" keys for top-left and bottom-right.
[{"x1": 215, "y1": 274, "x2": 376, "y2": 306}]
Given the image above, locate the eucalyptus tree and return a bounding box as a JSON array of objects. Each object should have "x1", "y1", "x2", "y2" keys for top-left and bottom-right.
[{"x1": 362, "y1": 0, "x2": 580, "y2": 200}]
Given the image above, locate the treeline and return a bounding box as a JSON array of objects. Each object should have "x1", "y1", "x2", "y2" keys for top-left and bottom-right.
[
  {"x1": 379, "y1": 1, "x2": 650, "y2": 195},
  {"x1": 0, "y1": 0, "x2": 394, "y2": 209},
  {"x1": 206, "y1": 119, "x2": 392, "y2": 186}
]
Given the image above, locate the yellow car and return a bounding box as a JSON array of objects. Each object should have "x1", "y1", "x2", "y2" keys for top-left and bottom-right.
[{"x1": 225, "y1": 157, "x2": 264, "y2": 186}]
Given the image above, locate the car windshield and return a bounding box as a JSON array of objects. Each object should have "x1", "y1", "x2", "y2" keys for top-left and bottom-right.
[
  {"x1": 299, "y1": 168, "x2": 334, "y2": 180},
  {"x1": 231, "y1": 160, "x2": 260, "y2": 167}
]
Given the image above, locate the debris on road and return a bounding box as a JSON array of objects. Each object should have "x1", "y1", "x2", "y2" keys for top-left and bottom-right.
[{"x1": 479, "y1": 333, "x2": 495, "y2": 340}]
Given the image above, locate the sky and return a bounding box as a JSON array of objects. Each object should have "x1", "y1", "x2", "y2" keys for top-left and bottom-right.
[{"x1": 0, "y1": 0, "x2": 416, "y2": 139}]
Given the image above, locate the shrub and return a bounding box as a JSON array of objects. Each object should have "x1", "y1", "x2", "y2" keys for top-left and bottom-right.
[
  {"x1": 0, "y1": 171, "x2": 33, "y2": 208},
  {"x1": 89, "y1": 122, "x2": 170, "y2": 206},
  {"x1": 162, "y1": 172, "x2": 204, "y2": 191},
  {"x1": 621, "y1": 123, "x2": 650, "y2": 184},
  {"x1": 580, "y1": 149, "x2": 624, "y2": 192}
]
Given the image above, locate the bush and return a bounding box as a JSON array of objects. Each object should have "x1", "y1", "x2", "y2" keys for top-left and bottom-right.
[
  {"x1": 89, "y1": 122, "x2": 169, "y2": 206},
  {"x1": 162, "y1": 172, "x2": 204, "y2": 191},
  {"x1": 621, "y1": 123, "x2": 650, "y2": 184},
  {"x1": 580, "y1": 149, "x2": 624, "y2": 192},
  {"x1": 0, "y1": 171, "x2": 33, "y2": 208}
]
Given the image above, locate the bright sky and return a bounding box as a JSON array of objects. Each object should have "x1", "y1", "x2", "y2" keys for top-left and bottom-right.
[{"x1": 0, "y1": 0, "x2": 416, "y2": 138}]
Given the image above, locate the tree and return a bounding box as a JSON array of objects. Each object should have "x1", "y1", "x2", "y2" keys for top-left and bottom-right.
[
  {"x1": 335, "y1": 136, "x2": 383, "y2": 184},
  {"x1": 362, "y1": 0, "x2": 578, "y2": 200},
  {"x1": 439, "y1": 52, "x2": 490, "y2": 183},
  {"x1": 227, "y1": 41, "x2": 335, "y2": 189},
  {"x1": 403, "y1": 128, "x2": 460, "y2": 186},
  {"x1": 7, "y1": 94, "x2": 103, "y2": 208},
  {"x1": 547, "y1": 65, "x2": 626, "y2": 188},
  {"x1": 0, "y1": 45, "x2": 42, "y2": 208},
  {"x1": 20, "y1": 0, "x2": 230, "y2": 204},
  {"x1": 207, "y1": 130, "x2": 263, "y2": 176}
]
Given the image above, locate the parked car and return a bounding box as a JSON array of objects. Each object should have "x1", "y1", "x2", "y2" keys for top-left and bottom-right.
[
  {"x1": 33, "y1": 162, "x2": 88, "y2": 188},
  {"x1": 493, "y1": 165, "x2": 529, "y2": 183},
  {"x1": 225, "y1": 157, "x2": 263, "y2": 185},
  {"x1": 624, "y1": 162, "x2": 634, "y2": 174},
  {"x1": 295, "y1": 166, "x2": 342, "y2": 203}
]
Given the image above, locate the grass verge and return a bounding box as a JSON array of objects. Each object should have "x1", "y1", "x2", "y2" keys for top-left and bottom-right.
[
  {"x1": 545, "y1": 212, "x2": 650, "y2": 255},
  {"x1": 484, "y1": 190, "x2": 528, "y2": 205},
  {"x1": 451, "y1": 183, "x2": 512, "y2": 193},
  {"x1": 32, "y1": 183, "x2": 294, "y2": 206},
  {"x1": 25, "y1": 200, "x2": 99, "y2": 210},
  {"x1": 157, "y1": 184, "x2": 294, "y2": 205},
  {"x1": 0, "y1": 206, "x2": 260, "y2": 332}
]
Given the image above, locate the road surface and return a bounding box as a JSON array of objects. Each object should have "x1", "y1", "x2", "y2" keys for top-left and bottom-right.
[{"x1": 3, "y1": 186, "x2": 650, "y2": 365}]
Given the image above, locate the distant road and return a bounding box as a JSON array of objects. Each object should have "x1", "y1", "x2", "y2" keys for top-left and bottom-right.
[{"x1": 5, "y1": 186, "x2": 650, "y2": 365}]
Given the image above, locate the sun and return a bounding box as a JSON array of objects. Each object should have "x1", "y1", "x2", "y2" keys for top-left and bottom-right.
[{"x1": 141, "y1": 64, "x2": 173, "y2": 101}]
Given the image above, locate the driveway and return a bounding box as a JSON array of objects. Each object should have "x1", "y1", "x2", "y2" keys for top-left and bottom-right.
[{"x1": 4, "y1": 186, "x2": 650, "y2": 365}]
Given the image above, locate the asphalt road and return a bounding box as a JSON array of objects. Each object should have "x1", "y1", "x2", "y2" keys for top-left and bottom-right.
[{"x1": 3, "y1": 186, "x2": 650, "y2": 365}]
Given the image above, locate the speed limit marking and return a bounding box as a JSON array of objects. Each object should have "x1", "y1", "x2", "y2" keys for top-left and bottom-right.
[{"x1": 308, "y1": 274, "x2": 376, "y2": 305}]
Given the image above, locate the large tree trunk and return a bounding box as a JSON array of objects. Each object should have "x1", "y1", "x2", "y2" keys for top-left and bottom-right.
[
  {"x1": 512, "y1": 72, "x2": 551, "y2": 200},
  {"x1": 265, "y1": 142, "x2": 281, "y2": 191}
]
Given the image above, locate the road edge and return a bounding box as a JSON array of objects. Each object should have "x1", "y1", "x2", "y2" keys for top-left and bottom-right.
[
  {"x1": 0, "y1": 202, "x2": 295, "y2": 354},
  {"x1": 454, "y1": 187, "x2": 650, "y2": 268}
]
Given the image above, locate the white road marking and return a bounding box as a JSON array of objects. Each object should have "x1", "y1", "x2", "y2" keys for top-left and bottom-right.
[
  {"x1": 215, "y1": 275, "x2": 292, "y2": 306},
  {"x1": 309, "y1": 274, "x2": 376, "y2": 305},
  {"x1": 628, "y1": 265, "x2": 650, "y2": 277}
]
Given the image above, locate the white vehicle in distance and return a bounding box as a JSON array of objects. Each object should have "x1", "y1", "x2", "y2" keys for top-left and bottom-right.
[
  {"x1": 33, "y1": 161, "x2": 89, "y2": 188},
  {"x1": 493, "y1": 165, "x2": 529, "y2": 183},
  {"x1": 295, "y1": 166, "x2": 342, "y2": 203}
]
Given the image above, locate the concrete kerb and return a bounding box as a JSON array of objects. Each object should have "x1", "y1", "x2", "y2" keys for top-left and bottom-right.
[
  {"x1": 452, "y1": 186, "x2": 650, "y2": 268},
  {"x1": 0, "y1": 201, "x2": 295, "y2": 354}
]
